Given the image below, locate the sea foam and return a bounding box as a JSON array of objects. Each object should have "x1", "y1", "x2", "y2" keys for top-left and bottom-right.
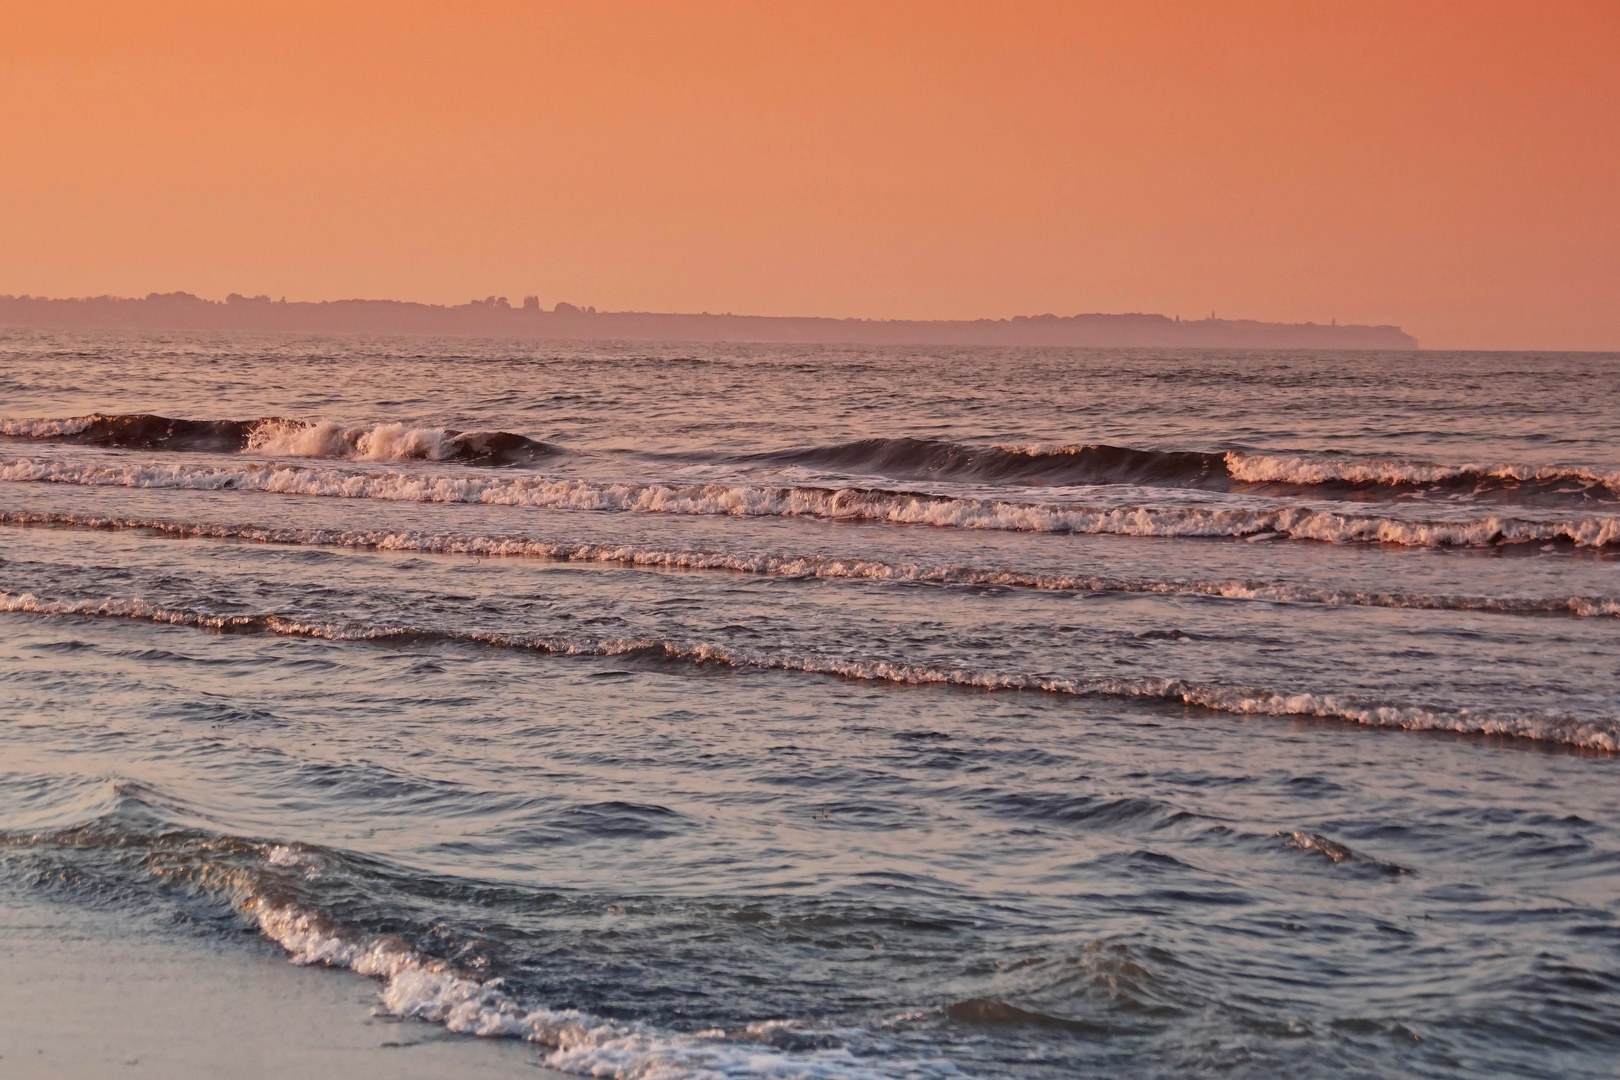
[
  {"x1": 4, "y1": 509, "x2": 1617, "y2": 617},
  {"x1": 4, "y1": 456, "x2": 1618, "y2": 547},
  {"x1": 237, "y1": 874, "x2": 945, "y2": 1078}
]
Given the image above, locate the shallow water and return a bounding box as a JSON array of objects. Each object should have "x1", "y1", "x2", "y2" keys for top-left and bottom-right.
[{"x1": 2, "y1": 329, "x2": 1617, "y2": 1077}]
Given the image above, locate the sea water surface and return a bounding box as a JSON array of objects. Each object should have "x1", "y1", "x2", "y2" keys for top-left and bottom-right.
[{"x1": 1, "y1": 330, "x2": 1617, "y2": 1078}]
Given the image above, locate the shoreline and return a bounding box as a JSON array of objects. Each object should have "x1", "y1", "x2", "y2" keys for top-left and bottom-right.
[{"x1": 0, "y1": 890, "x2": 569, "y2": 1080}]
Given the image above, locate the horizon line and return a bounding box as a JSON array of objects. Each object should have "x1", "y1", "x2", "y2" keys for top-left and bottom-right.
[{"x1": 0, "y1": 289, "x2": 1421, "y2": 350}]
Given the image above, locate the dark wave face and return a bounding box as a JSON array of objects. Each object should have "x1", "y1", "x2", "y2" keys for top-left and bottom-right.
[
  {"x1": 0, "y1": 413, "x2": 561, "y2": 466},
  {"x1": 444, "y1": 429, "x2": 562, "y2": 465},
  {"x1": 743, "y1": 437, "x2": 1620, "y2": 506},
  {"x1": 54, "y1": 413, "x2": 264, "y2": 453},
  {"x1": 741, "y1": 437, "x2": 1230, "y2": 488}
]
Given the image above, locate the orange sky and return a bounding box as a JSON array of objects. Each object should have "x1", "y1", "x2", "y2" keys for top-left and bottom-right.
[{"x1": 1, "y1": 1, "x2": 1616, "y2": 349}]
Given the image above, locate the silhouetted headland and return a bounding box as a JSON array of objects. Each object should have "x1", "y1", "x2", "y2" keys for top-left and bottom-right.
[{"x1": 0, "y1": 292, "x2": 1418, "y2": 348}]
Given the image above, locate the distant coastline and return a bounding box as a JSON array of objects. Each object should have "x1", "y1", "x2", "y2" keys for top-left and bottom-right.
[{"x1": 0, "y1": 292, "x2": 1418, "y2": 349}]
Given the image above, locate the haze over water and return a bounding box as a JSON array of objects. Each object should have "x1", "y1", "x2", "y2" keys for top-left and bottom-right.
[{"x1": 2, "y1": 329, "x2": 1618, "y2": 1078}]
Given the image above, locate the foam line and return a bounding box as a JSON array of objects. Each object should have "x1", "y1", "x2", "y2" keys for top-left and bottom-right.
[
  {"x1": 4, "y1": 456, "x2": 1618, "y2": 547},
  {"x1": 3, "y1": 590, "x2": 1614, "y2": 750},
  {"x1": 4, "y1": 510, "x2": 1617, "y2": 617}
]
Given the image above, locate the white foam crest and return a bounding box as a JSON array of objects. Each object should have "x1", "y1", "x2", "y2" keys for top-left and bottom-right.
[
  {"x1": 245, "y1": 419, "x2": 353, "y2": 457},
  {"x1": 988, "y1": 441, "x2": 1064, "y2": 456},
  {"x1": 352, "y1": 423, "x2": 459, "y2": 462},
  {"x1": 5, "y1": 456, "x2": 1620, "y2": 548},
  {"x1": 0, "y1": 416, "x2": 95, "y2": 438},
  {"x1": 0, "y1": 591, "x2": 411, "y2": 642},
  {"x1": 1166, "y1": 684, "x2": 1619, "y2": 751},
  {"x1": 1226, "y1": 451, "x2": 1620, "y2": 490},
  {"x1": 5, "y1": 510, "x2": 1618, "y2": 618},
  {"x1": 5, "y1": 589, "x2": 1615, "y2": 751},
  {"x1": 1280, "y1": 830, "x2": 1410, "y2": 874},
  {"x1": 1282, "y1": 831, "x2": 1354, "y2": 863},
  {"x1": 244, "y1": 420, "x2": 458, "y2": 461},
  {"x1": 241, "y1": 890, "x2": 943, "y2": 1079}
]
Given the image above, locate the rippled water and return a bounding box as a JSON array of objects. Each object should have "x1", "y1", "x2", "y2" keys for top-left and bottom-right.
[{"x1": 2, "y1": 329, "x2": 1617, "y2": 1077}]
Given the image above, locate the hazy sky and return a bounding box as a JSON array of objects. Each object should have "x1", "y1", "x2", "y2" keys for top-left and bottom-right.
[{"x1": 3, "y1": 1, "x2": 1616, "y2": 348}]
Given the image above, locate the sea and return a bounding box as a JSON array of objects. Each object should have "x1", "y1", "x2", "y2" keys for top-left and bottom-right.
[{"x1": 1, "y1": 329, "x2": 1616, "y2": 1078}]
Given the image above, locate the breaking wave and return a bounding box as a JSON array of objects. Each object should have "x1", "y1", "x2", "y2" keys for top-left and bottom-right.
[
  {"x1": 244, "y1": 419, "x2": 559, "y2": 466},
  {"x1": 3, "y1": 455, "x2": 1618, "y2": 547},
  {"x1": 5, "y1": 510, "x2": 1617, "y2": 617},
  {"x1": 247, "y1": 894, "x2": 896, "y2": 1078},
  {"x1": 3, "y1": 590, "x2": 1614, "y2": 750},
  {"x1": 1224, "y1": 451, "x2": 1620, "y2": 498},
  {"x1": 7, "y1": 416, "x2": 1619, "y2": 504},
  {"x1": 758, "y1": 436, "x2": 1620, "y2": 502},
  {"x1": 2, "y1": 823, "x2": 931, "y2": 1080},
  {"x1": 745, "y1": 437, "x2": 1226, "y2": 487},
  {"x1": 0, "y1": 413, "x2": 559, "y2": 466}
]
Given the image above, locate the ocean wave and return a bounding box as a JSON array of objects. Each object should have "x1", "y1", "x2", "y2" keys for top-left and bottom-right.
[
  {"x1": 250, "y1": 894, "x2": 894, "y2": 1078},
  {"x1": 0, "y1": 413, "x2": 559, "y2": 466},
  {"x1": 0, "y1": 416, "x2": 97, "y2": 438},
  {"x1": 9, "y1": 416, "x2": 1618, "y2": 503},
  {"x1": 1224, "y1": 451, "x2": 1620, "y2": 499},
  {"x1": 2, "y1": 413, "x2": 257, "y2": 454},
  {"x1": 748, "y1": 437, "x2": 1226, "y2": 487},
  {"x1": 983, "y1": 440, "x2": 1620, "y2": 499},
  {"x1": 4, "y1": 590, "x2": 1614, "y2": 750},
  {"x1": 5, "y1": 510, "x2": 1617, "y2": 617},
  {"x1": 244, "y1": 419, "x2": 559, "y2": 465},
  {"x1": 4, "y1": 455, "x2": 1618, "y2": 547},
  {"x1": 6, "y1": 823, "x2": 929, "y2": 1080},
  {"x1": 740, "y1": 437, "x2": 1620, "y2": 501}
]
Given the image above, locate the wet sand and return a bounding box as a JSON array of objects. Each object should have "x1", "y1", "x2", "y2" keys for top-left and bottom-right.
[{"x1": 0, "y1": 895, "x2": 566, "y2": 1080}]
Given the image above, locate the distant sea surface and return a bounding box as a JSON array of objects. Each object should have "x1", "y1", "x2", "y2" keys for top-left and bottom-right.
[{"x1": 2, "y1": 330, "x2": 1617, "y2": 1078}]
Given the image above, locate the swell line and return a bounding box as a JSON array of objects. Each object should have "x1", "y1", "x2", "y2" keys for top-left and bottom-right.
[
  {"x1": 772, "y1": 436, "x2": 1620, "y2": 499},
  {"x1": 4, "y1": 456, "x2": 1619, "y2": 548},
  {"x1": 7, "y1": 415, "x2": 1619, "y2": 502},
  {"x1": 4, "y1": 510, "x2": 1616, "y2": 618},
  {"x1": 3, "y1": 591, "x2": 1613, "y2": 750}
]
